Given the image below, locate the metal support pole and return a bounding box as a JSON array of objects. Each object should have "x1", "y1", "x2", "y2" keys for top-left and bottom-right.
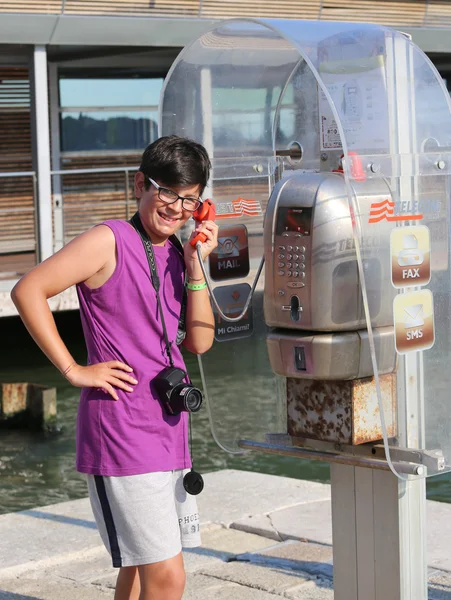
[
  {"x1": 30, "y1": 46, "x2": 53, "y2": 262},
  {"x1": 125, "y1": 170, "x2": 130, "y2": 220},
  {"x1": 48, "y1": 61, "x2": 64, "y2": 252},
  {"x1": 331, "y1": 464, "x2": 426, "y2": 600},
  {"x1": 200, "y1": 66, "x2": 213, "y2": 201}
]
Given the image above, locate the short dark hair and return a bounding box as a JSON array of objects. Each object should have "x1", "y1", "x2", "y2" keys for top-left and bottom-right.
[{"x1": 139, "y1": 136, "x2": 211, "y2": 194}]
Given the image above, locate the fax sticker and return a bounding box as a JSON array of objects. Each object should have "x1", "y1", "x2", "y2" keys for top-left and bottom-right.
[{"x1": 390, "y1": 226, "x2": 431, "y2": 288}]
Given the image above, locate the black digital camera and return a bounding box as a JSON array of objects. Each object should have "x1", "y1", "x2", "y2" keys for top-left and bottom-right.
[{"x1": 153, "y1": 366, "x2": 203, "y2": 416}]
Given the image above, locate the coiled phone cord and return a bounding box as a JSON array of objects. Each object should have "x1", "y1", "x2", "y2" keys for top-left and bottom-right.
[{"x1": 195, "y1": 242, "x2": 265, "y2": 323}]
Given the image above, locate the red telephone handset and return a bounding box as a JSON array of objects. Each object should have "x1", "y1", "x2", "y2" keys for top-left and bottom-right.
[{"x1": 189, "y1": 199, "x2": 216, "y2": 247}]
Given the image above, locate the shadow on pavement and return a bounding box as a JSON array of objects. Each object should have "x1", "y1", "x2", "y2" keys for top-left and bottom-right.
[
  {"x1": 0, "y1": 592, "x2": 42, "y2": 600},
  {"x1": 184, "y1": 544, "x2": 334, "y2": 584}
]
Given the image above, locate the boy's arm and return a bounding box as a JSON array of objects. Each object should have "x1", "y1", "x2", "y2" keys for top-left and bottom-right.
[
  {"x1": 182, "y1": 220, "x2": 217, "y2": 354},
  {"x1": 11, "y1": 225, "x2": 136, "y2": 399},
  {"x1": 183, "y1": 285, "x2": 215, "y2": 355}
]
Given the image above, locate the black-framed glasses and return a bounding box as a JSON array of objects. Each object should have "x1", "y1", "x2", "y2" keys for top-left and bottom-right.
[{"x1": 147, "y1": 176, "x2": 202, "y2": 212}]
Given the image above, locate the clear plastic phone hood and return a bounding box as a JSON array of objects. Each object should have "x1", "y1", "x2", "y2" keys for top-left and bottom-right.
[{"x1": 161, "y1": 18, "x2": 451, "y2": 480}]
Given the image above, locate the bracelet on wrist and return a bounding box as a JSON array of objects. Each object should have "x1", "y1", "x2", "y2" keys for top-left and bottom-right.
[
  {"x1": 186, "y1": 281, "x2": 207, "y2": 291},
  {"x1": 62, "y1": 362, "x2": 77, "y2": 377}
]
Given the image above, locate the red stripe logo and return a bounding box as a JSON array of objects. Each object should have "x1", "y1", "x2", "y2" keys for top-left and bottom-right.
[
  {"x1": 216, "y1": 197, "x2": 262, "y2": 219},
  {"x1": 368, "y1": 199, "x2": 423, "y2": 223}
]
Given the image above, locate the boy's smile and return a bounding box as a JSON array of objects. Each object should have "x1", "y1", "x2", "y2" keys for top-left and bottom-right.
[{"x1": 134, "y1": 172, "x2": 201, "y2": 245}]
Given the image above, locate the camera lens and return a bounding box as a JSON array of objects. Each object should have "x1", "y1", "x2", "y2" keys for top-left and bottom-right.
[
  {"x1": 183, "y1": 387, "x2": 203, "y2": 413},
  {"x1": 170, "y1": 384, "x2": 203, "y2": 414}
]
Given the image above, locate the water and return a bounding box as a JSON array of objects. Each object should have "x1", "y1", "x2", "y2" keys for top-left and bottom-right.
[{"x1": 0, "y1": 311, "x2": 449, "y2": 515}]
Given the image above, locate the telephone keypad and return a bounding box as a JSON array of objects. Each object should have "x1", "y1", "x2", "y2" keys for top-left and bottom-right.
[{"x1": 276, "y1": 237, "x2": 308, "y2": 289}]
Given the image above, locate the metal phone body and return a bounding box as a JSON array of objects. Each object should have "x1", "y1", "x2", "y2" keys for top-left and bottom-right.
[
  {"x1": 264, "y1": 171, "x2": 394, "y2": 332},
  {"x1": 267, "y1": 326, "x2": 396, "y2": 380}
]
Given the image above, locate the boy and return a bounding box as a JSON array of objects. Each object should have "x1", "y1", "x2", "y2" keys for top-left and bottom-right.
[{"x1": 11, "y1": 136, "x2": 218, "y2": 600}]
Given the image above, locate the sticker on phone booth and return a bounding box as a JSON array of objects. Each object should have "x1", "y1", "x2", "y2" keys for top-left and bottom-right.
[
  {"x1": 209, "y1": 225, "x2": 250, "y2": 281},
  {"x1": 212, "y1": 283, "x2": 253, "y2": 342},
  {"x1": 390, "y1": 225, "x2": 431, "y2": 289},
  {"x1": 393, "y1": 289, "x2": 435, "y2": 354}
]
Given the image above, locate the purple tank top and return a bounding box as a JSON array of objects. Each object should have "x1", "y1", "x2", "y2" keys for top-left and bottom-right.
[{"x1": 75, "y1": 220, "x2": 190, "y2": 476}]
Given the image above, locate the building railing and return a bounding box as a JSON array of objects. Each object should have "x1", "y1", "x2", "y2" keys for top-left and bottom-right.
[
  {"x1": 0, "y1": 170, "x2": 37, "y2": 255},
  {"x1": 0, "y1": 0, "x2": 449, "y2": 28},
  {"x1": 51, "y1": 166, "x2": 138, "y2": 252}
]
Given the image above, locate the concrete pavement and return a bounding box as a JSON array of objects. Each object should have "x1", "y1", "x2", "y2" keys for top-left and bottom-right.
[{"x1": 0, "y1": 470, "x2": 451, "y2": 599}]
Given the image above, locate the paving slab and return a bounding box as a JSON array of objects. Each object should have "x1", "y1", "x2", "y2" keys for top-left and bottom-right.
[
  {"x1": 0, "y1": 577, "x2": 112, "y2": 599},
  {"x1": 0, "y1": 498, "x2": 101, "y2": 575},
  {"x1": 42, "y1": 551, "x2": 114, "y2": 585},
  {"x1": 183, "y1": 574, "x2": 282, "y2": 600},
  {"x1": 198, "y1": 561, "x2": 312, "y2": 595},
  {"x1": 232, "y1": 500, "x2": 333, "y2": 546},
  {"x1": 197, "y1": 470, "x2": 330, "y2": 526},
  {"x1": 427, "y1": 500, "x2": 451, "y2": 572},
  {"x1": 284, "y1": 578, "x2": 334, "y2": 600},
  {"x1": 238, "y1": 540, "x2": 333, "y2": 579},
  {"x1": 184, "y1": 528, "x2": 278, "y2": 574}
]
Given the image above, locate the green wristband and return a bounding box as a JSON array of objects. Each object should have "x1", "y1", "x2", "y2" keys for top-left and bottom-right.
[{"x1": 186, "y1": 281, "x2": 207, "y2": 291}]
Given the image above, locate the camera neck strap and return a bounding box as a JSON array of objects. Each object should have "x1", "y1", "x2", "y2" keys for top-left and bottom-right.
[{"x1": 130, "y1": 211, "x2": 186, "y2": 368}]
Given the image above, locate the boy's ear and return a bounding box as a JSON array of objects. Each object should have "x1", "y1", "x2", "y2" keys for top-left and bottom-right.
[{"x1": 134, "y1": 171, "x2": 146, "y2": 198}]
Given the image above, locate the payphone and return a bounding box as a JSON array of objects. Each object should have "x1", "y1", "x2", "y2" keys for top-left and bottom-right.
[
  {"x1": 263, "y1": 169, "x2": 397, "y2": 446},
  {"x1": 263, "y1": 170, "x2": 394, "y2": 332},
  {"x1": 160, "y1": 18, "x2": 451, "y2": 478}
]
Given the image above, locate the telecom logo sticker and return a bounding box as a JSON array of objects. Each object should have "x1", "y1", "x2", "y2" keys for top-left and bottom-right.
[
  {"x1": 368, "y1": 199, "x2": 423, "y2": 223},
  {"x1": 216, "y1": 197, "x2": 262, "y2": 219}
]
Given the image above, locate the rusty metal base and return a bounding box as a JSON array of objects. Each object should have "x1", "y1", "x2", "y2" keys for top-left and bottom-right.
[{"x1": 286, "y1": 374, "x2": 397, "y2": 446}]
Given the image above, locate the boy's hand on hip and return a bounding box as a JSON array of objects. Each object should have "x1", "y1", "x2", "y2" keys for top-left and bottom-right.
[{"x1": 65, "y1": 361, "x2": 137, "y2": 401}]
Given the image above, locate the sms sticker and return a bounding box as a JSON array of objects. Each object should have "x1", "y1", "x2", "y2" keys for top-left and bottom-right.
[{"x1": 393, "y1": 289, "x2": 435, "y2": 354}]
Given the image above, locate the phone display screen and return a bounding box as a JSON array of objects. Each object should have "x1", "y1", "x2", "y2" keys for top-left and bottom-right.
[{"x1": 276, "y1": 207, "x2": 313, "y2": 236}]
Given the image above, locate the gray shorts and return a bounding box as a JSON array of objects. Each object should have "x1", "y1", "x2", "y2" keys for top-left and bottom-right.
[{"x1": 86, "y1": 469, "x2": 201, "y2": 567}]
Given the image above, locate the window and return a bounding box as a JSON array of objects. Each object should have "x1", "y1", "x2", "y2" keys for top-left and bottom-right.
[
  {"x1": 211, "y1": 85, "x2": 296, "y2": 151},
  {"x1": 59, "y1": 78, "x2": 163, "y2": 152}
]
